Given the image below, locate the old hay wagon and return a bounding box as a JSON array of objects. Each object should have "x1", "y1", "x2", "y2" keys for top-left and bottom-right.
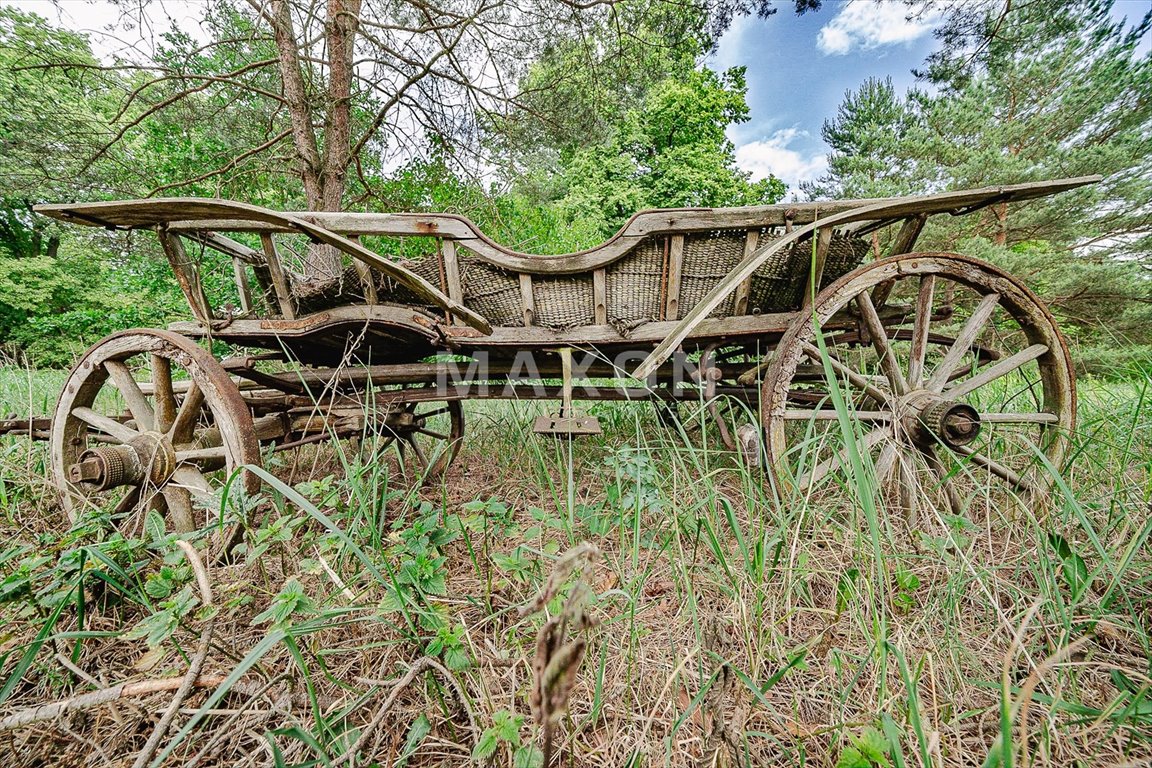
[{"x1": 1, "y1": 176, "x2": 1096, "y2": 549}]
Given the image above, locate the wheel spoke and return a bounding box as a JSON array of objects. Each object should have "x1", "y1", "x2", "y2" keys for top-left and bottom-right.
[
  {"x1": 955, "y1": 445, "x2": 1038, "y2": 494},
  {"x1": 104, "y1": 361, "x2": 155, "y2": 431},
  {"x1": 73, "y1": 407, "x2": 138, "y2": 444},
  {"x1": 176, "y1": 446, "x2": 227, "y2": 464},
  {"x1": 151, "y1": 355, "x2": 177, "y2": 433},
  {"x1": 162, "y1": 485, "x2": 196, "y2": 533},
  {"x1": 874, "y1": 441, "x2": 898, "y2": 488},
  {"x1": 406, "y1": 436, "x2": 430, "y2": 469},
  {"x1": 855, "y1": 291, "x2": 908, "y2": 396},
  {"x1": 978, "y1": 412, "x2": 1058, "y2": 424},
  {"x1": 925, "y1": 293, "x2": 1001, "y2": 391},
  {"x1": 171, "y1": 465, "x2": 214, "y2": 495},
  {"x1": 416, "y1": 406, "x2": 451, "y2": 419},
  {"x1": 416, "y1": 428, "x2": 450, "y2": 441},
  {"x1": 945, "y1": 344, "x2": 1048, "y2": 399},
  {"x1": 797, "y1": 427, "x2": 889, "y2": 489},
  {"x1": 783, "y1": 409, "x2": 891, "y2": 421},
  {"x1": 922, "y1": 447, "x2": 963, "y2": 516},
  {"x1": 800, "y1": 342, "x2": 892, "y2": 405},
  {"x1": 170, "y1": 384, "x2": 205, "y2": 443},
  {"x1": 908, "y1": 274, "x2": 936, "y2": 388},
  {"x1": 112, "y1": 485, "x2": 142, "y2": 517}
]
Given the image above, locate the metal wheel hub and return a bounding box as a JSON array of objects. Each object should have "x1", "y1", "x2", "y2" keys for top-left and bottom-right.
[
  {"x1": 68, "y1": 430, "x2": 176, "y2": 490},
  {"x1": 894, "y1": 390, "x2": 981, "y2": 449},
  {"x1": 384, "y1": 409, "x2": 419, "y2": 433}
]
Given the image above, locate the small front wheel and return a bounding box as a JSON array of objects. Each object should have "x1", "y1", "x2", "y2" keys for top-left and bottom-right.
[{"x1": 51, "y1": 329, "x2": 260, "y2": 552}]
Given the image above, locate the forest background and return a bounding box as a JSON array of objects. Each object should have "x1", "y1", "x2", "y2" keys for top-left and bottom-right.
[{"x1": 0, "y1": 0, "x2": 1149, "y2": 372}]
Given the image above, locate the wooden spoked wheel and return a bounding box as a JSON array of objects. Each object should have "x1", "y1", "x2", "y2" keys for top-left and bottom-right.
[
  {"x1": 51, "y1": 329, "x2": 260, "y2": 550},
  {"x1": 762, "y1": 252, "x2": 1075, "y2": 513},
  {"x1": 376, "y1": 399, "x2": 464, "y2": 481},
  {"x1": 657, "y1": 345, "x2": 760, "y2": 454}
]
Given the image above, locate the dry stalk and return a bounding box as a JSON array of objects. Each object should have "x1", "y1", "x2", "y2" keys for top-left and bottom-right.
[
  {"x1": 524, "y1": 544, "x2": 599, "y2": 766},
  {"x1": 1015, "y1": 635, "x2": 1092, "y2": 768},
  {"x1": 337, "y1": 655, "x2": 476, "y2": 767}
]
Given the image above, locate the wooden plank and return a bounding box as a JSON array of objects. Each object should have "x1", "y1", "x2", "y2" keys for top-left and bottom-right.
[
  {"x1": 665, "y1": 235, "x2": 685, "y2": 320},
  {"x1": 189, "y1": 231, "x2": 264, "y2": 264},
  {"x1": 593, "y1": 268, "x2": 607, "y2": 324},
  {"x1": 232, "y1": 258, "x2": 253, "y2": 313},
  {"x1": 519, "y1": 273, "x2": 535, "y2": 326},
  {"x1": 801, "y1": 227, "x2": 834, "y2": 309},
  {"x1": 889, "y1": 213, "x2": 928, "y2": 256},
  {"x1": 441, "y1": 239, "x2": 463, "y2": 325},
  {"x1": 732, "y1": 230, "x2": 759, "y2": 315},
  {"x1": 168, "y1": 304, "x2": 808, "y2": 347},
  {"x1": 347, "y1": 234, "x2": 377, "y2": 304},
  {"x1": 259, "y1": 233, "x2": 297, "y2": 320},
  {"x1": 159, "y1": 232, "x2": 213, "y2": 324}
]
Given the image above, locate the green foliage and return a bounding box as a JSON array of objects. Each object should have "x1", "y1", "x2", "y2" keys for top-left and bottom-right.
[
  {"x1": 812, "y1": 0, "x2": 1152, "y2": 366},
  {"x1": 425, "y1": 623, "x2": 471, "y2": 670},
  {"x1": 836, "y1": 726, "x2": 893, "y2": 768},
  {"x1": 472, "y1": 709, "x2": 540, "y2": 766},
  {"x1": 124, "y1": 585, "x2": 201, "y2": 647},
  {"x1": 251, "y1": 577, "x2": 317, "y2": 628},
  {"x1": 554, "y1": 67, "x2": 785, "y2": 236},
  {"x1": 804, "y1": 76, "x2": 920, "y2": 199}
]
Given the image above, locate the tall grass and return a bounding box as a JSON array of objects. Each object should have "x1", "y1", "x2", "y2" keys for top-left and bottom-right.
[{"x1": 0, "y1": 359, "x2": 1149, "y2": 766}]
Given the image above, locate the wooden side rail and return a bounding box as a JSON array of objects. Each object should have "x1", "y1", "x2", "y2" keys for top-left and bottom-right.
[
  {"x1": 35, "y1": 176, "x2": 1099, "y2": 278},
  {"x1": 36, "y1": 199, "x2": 491, "y2": 334}
]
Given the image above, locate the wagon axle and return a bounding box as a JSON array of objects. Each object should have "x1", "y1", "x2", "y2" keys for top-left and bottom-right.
[
  {"x1": 68, "y1": 432, "x2": 177, "y2": 491},
  {"x1": 897, "y1": 392, "x2": 982, "y2": 449}
]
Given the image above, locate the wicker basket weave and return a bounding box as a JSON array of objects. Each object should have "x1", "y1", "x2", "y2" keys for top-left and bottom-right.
[
  {"x1": 605, "y1": 238, "x2": 664, "y2": 327},
  {"x1": 301, "y1": 228, "x2": 870, "y2": 330}
]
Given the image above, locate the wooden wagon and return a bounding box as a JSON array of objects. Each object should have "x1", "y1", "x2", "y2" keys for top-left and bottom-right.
[{"x1": 5, "y1": 176, "x2": 1096, "y2": 548}]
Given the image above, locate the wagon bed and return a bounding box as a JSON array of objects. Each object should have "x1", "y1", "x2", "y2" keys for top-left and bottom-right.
[{"x1": 12, "y1": 175, "x2": 1099, "y2": 553}]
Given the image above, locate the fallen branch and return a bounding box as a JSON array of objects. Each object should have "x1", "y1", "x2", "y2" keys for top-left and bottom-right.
[{"x1": 0, "y1": 675, "x2": 230, "y2": 732}]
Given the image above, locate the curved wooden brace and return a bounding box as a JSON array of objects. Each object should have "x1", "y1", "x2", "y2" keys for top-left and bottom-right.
[{"x1": 40, "y1": 198, "x2": 492, "y2": 334}]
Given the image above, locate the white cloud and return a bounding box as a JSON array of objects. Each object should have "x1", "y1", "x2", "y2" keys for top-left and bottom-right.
[
  {"x1": 817, "y1": 1, "x2": 942, "y2": 56},
  {"x1": 735, "y1": 129, "x2": 827, "y2": 191}
]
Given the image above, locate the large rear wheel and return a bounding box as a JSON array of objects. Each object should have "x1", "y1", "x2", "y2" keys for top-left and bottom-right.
[{"x1": 762, "y1": 253, "x2": 1075, "y2": 515}]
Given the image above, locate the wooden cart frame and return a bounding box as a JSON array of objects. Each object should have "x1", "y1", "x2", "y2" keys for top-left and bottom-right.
[{"x1": 4, "y1": 176, "x2": 1096, "y2": 549}]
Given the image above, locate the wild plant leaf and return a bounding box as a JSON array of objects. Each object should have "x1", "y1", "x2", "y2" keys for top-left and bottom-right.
[
  {"x1": 1047, "y1": 532, "x2": 1089, "y2": 595},
  {"x1": 513, "y1": 744, "x2": 544, "y2": 768},
  {"x1": 396, "y1": 713, "x2": 431, "y2": 768}
]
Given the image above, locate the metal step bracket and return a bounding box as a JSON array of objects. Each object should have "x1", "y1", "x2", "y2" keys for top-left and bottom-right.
[{"x1": 532, "y1": 347, "x2": 601, "y2": 436}]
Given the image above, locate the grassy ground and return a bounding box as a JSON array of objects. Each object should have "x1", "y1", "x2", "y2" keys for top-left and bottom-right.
[{"x1": 0, "y1": 366, "x2": 1149, "y2": 767}]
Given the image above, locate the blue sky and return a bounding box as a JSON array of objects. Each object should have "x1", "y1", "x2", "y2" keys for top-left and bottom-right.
[
  {"x1": 710, "y1": 0, "x2": 1151, "y2": 196},
  {"x1": 709, "y1": 3, "x2": 942, "y2": 195}
]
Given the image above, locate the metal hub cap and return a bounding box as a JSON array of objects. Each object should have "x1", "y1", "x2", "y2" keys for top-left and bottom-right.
[
  {"x1": 893, "y1": 390, "x2": 981, "y2": 449},
  {"x1": 68, "y1": 430, "x2": 177, "y2": 490}
]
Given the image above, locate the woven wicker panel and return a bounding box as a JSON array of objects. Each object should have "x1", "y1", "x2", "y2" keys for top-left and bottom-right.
[
  {"x1": 373, "y1": 253, "x2": 442, "y2": 308},
  {"x1": 291, "y1": 252, "x2": 445, "y2": 313},
  {"x1": 678, "y1": 231, "x2": 745, "y2": 318},
  {"x1": 532, "y1": 276, "x2": 596, "y2": 329},
  {"x1": 459, "y1": 249, "x2": 523, "y2": 327},
  {"x1": 748, "y1": 234, "x2": 869, "y2": 313},
  {"x1": 605, "y1": 238, "x2": 663, "y2": 327}
]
